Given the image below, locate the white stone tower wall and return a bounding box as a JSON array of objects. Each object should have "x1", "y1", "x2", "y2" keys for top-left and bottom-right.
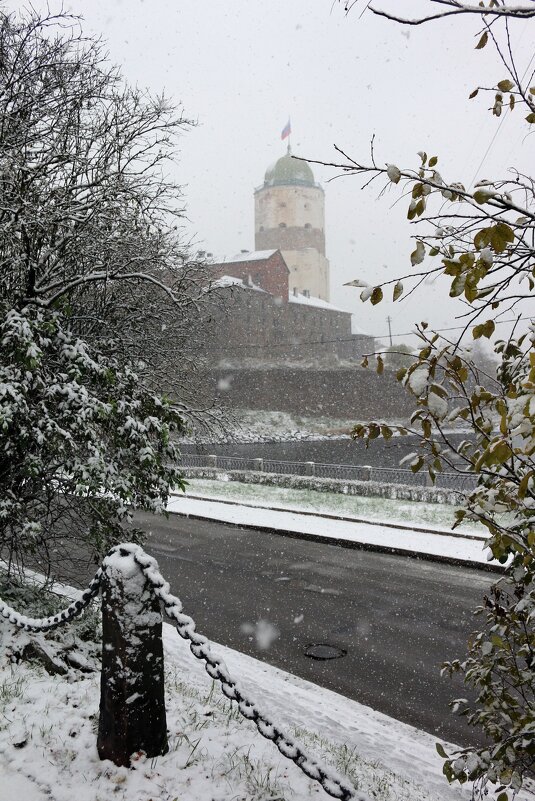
[
  {"x1": 284, "y1": 249, "x2": 330, "y2": 301},
  {"x1": 255, "y1": 185, "x2": 325, "y2": 236}
]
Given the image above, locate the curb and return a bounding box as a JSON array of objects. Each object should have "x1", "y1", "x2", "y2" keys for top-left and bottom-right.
[
  {"x1": 175, "y1": 492, "x2": 486, "y2": 543},
  {"x1": 167, "y1": 496, "x2": 503, "y2": 574}
]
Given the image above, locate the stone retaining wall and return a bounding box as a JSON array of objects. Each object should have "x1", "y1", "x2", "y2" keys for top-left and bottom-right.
[{"x1": 182, "y1": 467, "x2": 463, "y2": 506}]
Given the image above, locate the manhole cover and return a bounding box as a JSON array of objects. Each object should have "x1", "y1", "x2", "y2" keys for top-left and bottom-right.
[{"x1": 304, "y1": 643, "x2": 347, "y2": 660}]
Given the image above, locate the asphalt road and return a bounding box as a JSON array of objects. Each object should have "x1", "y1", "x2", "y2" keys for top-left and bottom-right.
[{"x1": 135, "y1": 510, "x2": 492, "y2": 747}]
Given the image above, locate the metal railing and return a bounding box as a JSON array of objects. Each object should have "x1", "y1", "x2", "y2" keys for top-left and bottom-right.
[
  {"x1": 180, "y1": 454, "x2": 478, "y2": 493},
  {"x1": 214, "y1": 455, "x2": 258, "y2": 472},
  {"x1": 263, "y1": 458, "x2": 313, "y2": 476}
]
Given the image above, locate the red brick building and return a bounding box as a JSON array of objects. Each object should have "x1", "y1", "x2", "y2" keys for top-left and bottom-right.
[
  {"x1": 211, "y1": 249, "x2": 289, "y2": 303},
  {"x1": 204, "y1": 250, "x2": 374, "y2": 366}
]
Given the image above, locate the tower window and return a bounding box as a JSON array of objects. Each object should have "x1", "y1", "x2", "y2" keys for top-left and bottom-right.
[
  {"x1": 304, "y1": 223, "x2": 312, "y2": 229},
  {"x1": 279, "y1": 222, "x2": 286, "y2": 228}
]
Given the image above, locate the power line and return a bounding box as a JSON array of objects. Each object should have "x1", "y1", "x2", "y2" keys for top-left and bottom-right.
[
  {"x1": 470, "y1": 37, "x2": 535, "y2": 183},
  {"x1": 197, "y1": 316, "x2": 525, "y2": 353}
]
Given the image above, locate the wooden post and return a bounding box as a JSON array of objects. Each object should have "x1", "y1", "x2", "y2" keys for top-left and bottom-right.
[{"x1": 97, "y1": 545, "x2": 168, "y2": 766}]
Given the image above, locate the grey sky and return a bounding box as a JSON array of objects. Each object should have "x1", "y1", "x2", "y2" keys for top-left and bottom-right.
[{"x1": 13, "y1": 1, "x2": 535, "y2": 343}]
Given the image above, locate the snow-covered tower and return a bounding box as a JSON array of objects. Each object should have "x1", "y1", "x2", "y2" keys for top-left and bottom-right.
[{"x1": 254, "y1": 147, "x2": 330, "y2": 301}]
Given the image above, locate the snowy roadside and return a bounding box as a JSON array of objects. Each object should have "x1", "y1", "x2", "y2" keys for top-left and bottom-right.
[
  {"x1": 167, "y1": 492, "x2": 499, "y2": 570},
  {"x1": 183, "y1": 477, "x2": 483, "y2": 532},
  {"x1": 3, "y1": 592, "x2": 532, "y2": 801}
]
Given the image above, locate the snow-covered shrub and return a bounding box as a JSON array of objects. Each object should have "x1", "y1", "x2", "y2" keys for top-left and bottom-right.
[{"x1": 0, "y1": 307, "x2": 185, "y2": 576}]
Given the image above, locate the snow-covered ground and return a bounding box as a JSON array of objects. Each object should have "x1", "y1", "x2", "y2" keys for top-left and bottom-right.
[
  {"x1": 3, "y1": 580, "x2": 533, "y2": 801},
  {"x1": 184, "y1": 477, "x2": 486, "y2": 533},
  {"x1": 0, "y1": 487, "x2": 518, "y2": 800},
  {"x1": 168, "y1": 491, "x2": 496, "y2": 568},
  {"x1": 180, "y1": 409, "x2": 472, "y2": 443}
]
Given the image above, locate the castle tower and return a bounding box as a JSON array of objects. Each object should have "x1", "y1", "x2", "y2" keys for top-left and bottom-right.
[{"x1": 254, "y1": 148, "x2": 330, "y2": 301}]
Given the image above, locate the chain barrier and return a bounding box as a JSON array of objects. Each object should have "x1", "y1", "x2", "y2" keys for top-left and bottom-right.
[
  {"x1": 0, "y1": 569, "x2": 102, "y2": 632},
  {"x1": 1, "y1": 545, "x2": 366, "y2": 801}
]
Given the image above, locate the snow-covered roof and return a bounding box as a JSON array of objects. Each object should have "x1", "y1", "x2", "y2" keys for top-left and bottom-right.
[
  {"x1": 211, "y1": 275, "x2": 267, "y2": 293},
  {"x1": 289, "y1": 292, "x2": 348, "y2": 314},
  {"x1": 221, "y1": 250, "x2": 278, "y2": 264}
]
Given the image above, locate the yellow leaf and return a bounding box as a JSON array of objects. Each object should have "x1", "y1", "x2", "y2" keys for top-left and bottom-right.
[
  {"x1": 497, "y1": 79, "x2": 514, "y2": 92},
  {"x1": 411, "y1": 241, "x2": 426, "y2": 266}
]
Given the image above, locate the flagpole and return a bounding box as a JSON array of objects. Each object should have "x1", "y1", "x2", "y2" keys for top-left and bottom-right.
[{"x1": 288, "y1": 116, "x2": 291, "y2": 154}]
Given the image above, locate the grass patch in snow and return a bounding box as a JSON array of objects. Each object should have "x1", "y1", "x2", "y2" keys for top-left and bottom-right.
[{"x1": 184, "y1": 478, "x2": 486, "y2": 534}]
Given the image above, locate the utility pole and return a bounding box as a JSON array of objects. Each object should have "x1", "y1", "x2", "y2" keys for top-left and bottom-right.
[{"x1": 386, "y1": 316, "x2": 393, "y2": 346}]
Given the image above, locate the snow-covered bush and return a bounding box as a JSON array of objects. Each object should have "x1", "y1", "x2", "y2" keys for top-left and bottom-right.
[
  {"x1": 0, "y1": 7, "x2": 226, "y2": 576},
  {"x1": 0, "y1": 306, "x2": 185, "y2": 576}
]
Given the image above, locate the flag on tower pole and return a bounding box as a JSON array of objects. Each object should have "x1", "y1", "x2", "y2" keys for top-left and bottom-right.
[{"x1": 281, "y1": 118, "x2": 291, "y2": 140}]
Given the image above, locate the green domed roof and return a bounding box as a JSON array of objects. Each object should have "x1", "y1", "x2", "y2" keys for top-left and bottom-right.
[{"x1": 264, "y1": 151, "x2": 315, "y2": 187}]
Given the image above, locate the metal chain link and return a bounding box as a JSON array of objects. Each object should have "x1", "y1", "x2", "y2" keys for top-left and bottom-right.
[
  {"x1": 2, "y1": 545, "x2": 367, "y2": 801},
  {"x1": 0, "y1": 569, "x2": 102, "y2": 632}
]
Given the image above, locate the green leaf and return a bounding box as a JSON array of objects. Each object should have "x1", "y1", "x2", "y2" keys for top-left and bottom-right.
[
  {"x1": 497, "y1": 79, "x2": 514, "y2": 92},
  {"x1": 370, "y1": 286, "x2": 383, "y2": 305},
  {"x1": 450, "y1": 273, "x2": 466, "y2": 298},
  {"x1": 428, "y1": 156, "x2": 438, "y2": 168},
  {"x1": 415, "y1": 198, "x2": 425, "y2": 217},
  {"x1": 381, "y1": 425, "x2": 393, "y2": 440},
  {"x1": 526, "y1": 112, "x2": 535, "y2": 124},
  {"x1": 386, "y1": 164, "x2": 401, "y2": 184},
  {"x1": 475, "y1": 31, "x2": 488, "y2": 49},
  {"x1": 474, "y1": 228, "x2": 491, "y2": 250},
  {"x1": 473, "y1": 189, "x2": 494, "y2": 204},
  {"x1": 410, "y1": 456, "x2": 424, "y2": 473},
  {"x1": 490, "y1": 222, "x2": 514, "y2": 253},
  {"x1": 393, "y1": 280, "x2": 403, "y2": 301},
  {"x1": 491, "y1": 440, "x2": 511, "y2": 464},
  {"x1": 436, "y1": 743, "x2": 448, "y2": 759},
  {"x1": 473, "y1": 320, "x2": 495, "y2": 339},
  {"x1": 518, "y1": 471, "x2": 533, "y2": 500},
  {"x1": 468, "y1": 87, "x2": 479, "y2": 99}
]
